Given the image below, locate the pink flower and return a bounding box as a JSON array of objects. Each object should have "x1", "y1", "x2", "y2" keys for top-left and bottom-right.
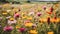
[
  {"x1": 42, "y1": 6, "x2": 46, "y2": 10},
  {"x1": 14, "y1": 13, "x2": 20, "y2": 18},
  {"x1": 19, "y1": 28, "x2": 26, "y2": 32},
  {"x1": 3, "y1": 26, "x2": 13, "y2": 32},
  {"x1": 37, "y1": 12, "x2": 42, "y2": 16}
]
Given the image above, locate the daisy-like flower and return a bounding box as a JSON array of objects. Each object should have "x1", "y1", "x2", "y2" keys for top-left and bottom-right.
[
  {"x1": 8, "y1": 18, "x2": 17, "y2": 25},
  {"x1": 3, "y1": 25, "x2": 13, "y2": 32}
]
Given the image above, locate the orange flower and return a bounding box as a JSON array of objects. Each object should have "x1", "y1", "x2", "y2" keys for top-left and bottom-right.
[{"x1": 48, "y1": 31, "x2": 54, "y2": 34}]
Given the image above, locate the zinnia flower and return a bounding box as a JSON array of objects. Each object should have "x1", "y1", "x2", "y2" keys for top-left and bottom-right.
[{"x1": 3, "y1": 25, "x2": 13, "y2": 32}]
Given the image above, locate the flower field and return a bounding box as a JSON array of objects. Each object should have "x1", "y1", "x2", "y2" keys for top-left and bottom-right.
[{"x1": 0, "y1": 2, "x2": 60, "y2": 34}]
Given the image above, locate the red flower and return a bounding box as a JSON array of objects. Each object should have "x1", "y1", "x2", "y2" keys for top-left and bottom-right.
[{"x1": 50, "y1": 7, "x2": 53, "y2": 12}]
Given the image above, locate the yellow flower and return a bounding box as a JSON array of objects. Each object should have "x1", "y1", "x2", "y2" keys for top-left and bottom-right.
[
  {"x1": 27, "y1": 17, "x2": 32, "y2": 20},
  {"x1": 2, "y1": 11, "x2": 8, "y2": 15},
  {"x1": 25, "y1": 22, "x2": 33, "y2": 27},
  {"x1": 48, "y1": 31, "x2": 54, "y2": 34},
  {"x1": 29, "y1": 30, "x2": 38, "y2": 34},
  {"x1": 9, "y1": 18, "x2": 14, "y2": 21},
  {"x1": 16, "y1": 26, "x2": 20, "y2": 29}
]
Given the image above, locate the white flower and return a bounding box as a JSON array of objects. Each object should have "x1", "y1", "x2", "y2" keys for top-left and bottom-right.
[{"x1": 8, "y1": 20, "x2": 17, "y2": 25}]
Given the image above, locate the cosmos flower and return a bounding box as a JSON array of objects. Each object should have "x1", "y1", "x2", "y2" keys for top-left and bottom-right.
[{"x1": 3, "y1": 25, "x2": 13, "y2": 32}]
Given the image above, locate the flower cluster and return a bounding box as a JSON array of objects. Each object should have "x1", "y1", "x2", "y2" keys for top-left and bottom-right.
[{"x1": 0, "y1": 3, "x2": 60, "y2": 34}]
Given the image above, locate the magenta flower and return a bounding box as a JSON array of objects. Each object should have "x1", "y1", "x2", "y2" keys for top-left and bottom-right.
[
  {"x1": 3, "y1": 26, "x2": 13, "y2": 32},
  {"x1": 19, "y1": 28, "x2": 26, "y2": 32}
]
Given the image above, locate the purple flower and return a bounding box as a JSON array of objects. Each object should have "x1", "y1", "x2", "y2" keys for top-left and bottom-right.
[{"x1": 3, "y1": 26, "x2": 13, "y2": 32}]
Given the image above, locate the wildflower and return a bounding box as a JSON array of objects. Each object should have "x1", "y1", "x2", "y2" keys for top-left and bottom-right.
[
  {"x1": 7, "y1": 10, "x2": 11, "y2": 12},
  {"x1": 50, "y1": 7, "x2": 54, "y2": 12},
  {"x1": 2, "y1": 11, "x2": 8, "y2": 15},
  {"x1": 48, "y1": 31, "x2": 54, "y2": 34},
  {"x1": 8, "y1": 18, "x2": 17, "y2": 25},
  {"x1": 6, "y1": 16, "x2": 11, "y2": 19},
  {"x1": 16, "y1": 26, "x2": 20, "y2": 29},
  {"x1": 42, "y1": 6, "x2": 46, "y2": 10},
  {"x1": 24, "y1": 22, "x2": 33, "y2": 27},
  {"x1": 14, "y1": 12, "x2": 20, "y2": 18},
  {"x1": 3, "y1": 25, "x2": 13, "y2": 32},
  {"x1": 29, "y1": 29, "x2": 38, "y2": 34},
  {"x1": 19, "y1": 28, "x2": 26, "y2": 32},
  {"x1": 37, "y1": 12, "x2": 42, "y2": 16}
]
